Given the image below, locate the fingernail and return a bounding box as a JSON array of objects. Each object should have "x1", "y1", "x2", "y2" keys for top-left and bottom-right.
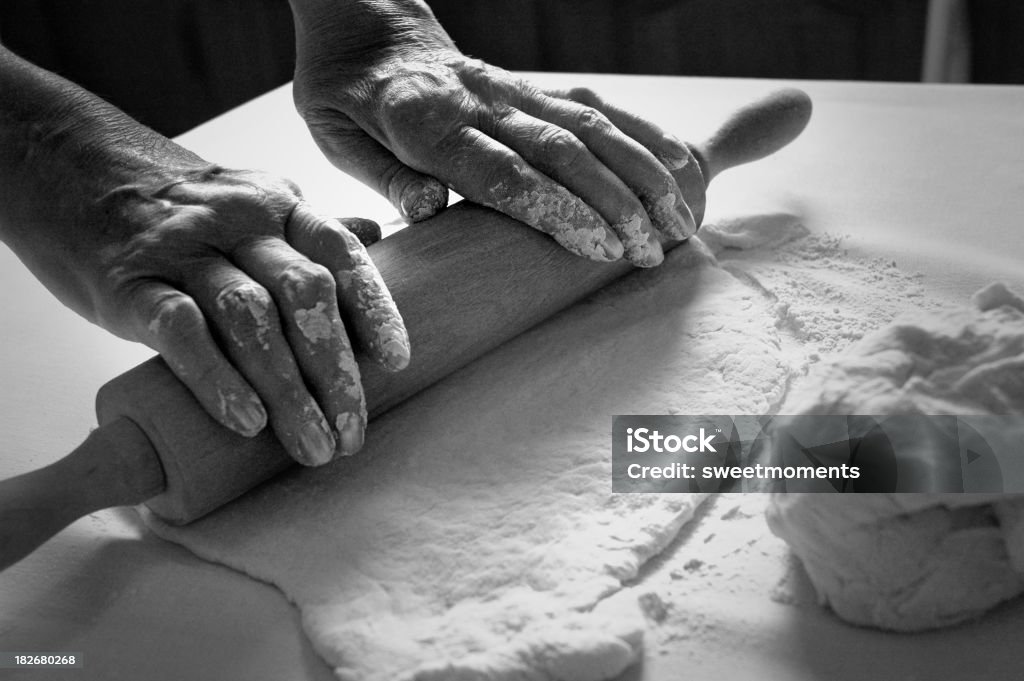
[
  {"x1": 673, "y1": 199, "x2": 697, "y2": 238},
  {"x1": 378, "y1": 322, "x2": 411, "y2": 371},
  {"x1": 299, "y1": 418, "x2": 336, "y2": 466},
  {"x1": 614, "y1": 215, "x2": 663, "y2": 267},
  {"x1": 399, "y1": 179, "x2": 448, "y2": 222},
  {"x1": 598, "y1": 230, "x2": 624, "y2": 261},
  {"x1": 626, "y1": 235, "x2": 665, "y2": 268},
  {"x1": 228, "y1": 394, "x2": 266, "y2": 437},
  {"x1": 335, "y1": 412, "x2": 364, "y2": 456},
  {"x1": 649, "y1": 192, "x2": 696, "y2": 241},
  {"x1": 338, "y1": 217, "x2": 382, "y2": 247},
  {"x1": 658, "y1": 135, "x2": 691, "y2": 171}
]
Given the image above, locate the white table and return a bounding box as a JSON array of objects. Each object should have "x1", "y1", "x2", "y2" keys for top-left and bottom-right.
[{"x1": 2, "y1": 73, "x2": 1023, "y2": 680}]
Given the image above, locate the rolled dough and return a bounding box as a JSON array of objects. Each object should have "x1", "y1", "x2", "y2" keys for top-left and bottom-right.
[
  {"x1": 767, "y1": 282, "x2": 1024, "y2": 631},
  {"x1": 148, "y1": 223, "x2": 795, "y2": 680}
]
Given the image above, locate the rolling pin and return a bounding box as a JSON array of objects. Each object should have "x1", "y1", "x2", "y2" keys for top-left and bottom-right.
[{"x1": 0, "y1": 88, "x2": 812, "y2": 570}]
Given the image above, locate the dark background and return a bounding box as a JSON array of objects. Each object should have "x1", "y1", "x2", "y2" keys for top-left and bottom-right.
[{"x1": 1, "y1": 0, "x2": 1020, "y2": 137}]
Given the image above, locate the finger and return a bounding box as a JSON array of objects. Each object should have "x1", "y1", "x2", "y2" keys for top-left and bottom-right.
[
  {"x1": 531, "y1": 88, "x2": 696, "y2": 240},
  {"x1": 433, "y1": 125, "x2": 624, "y2": 262},
  {"x1": 233, "y1": 236, "x2": 367, "y2": 458},
  {"x1": 336, "y1": 217, "x2": 382, "y2": 247},
  {"x1": 307, "y1": 118, "x2": 448, "y2": 222},
  {"x1": 287, "y1": 203, "x2": 410, "y2": 372},
  {"x1": 130, "y1": 281, "x2": 267, "y2": 438},
  {"x1": 548, "y1": 86, "x2": 694, "y2": 171},
  {"x1": 488, "y1": 108, "x2": 663, "y2": 267},
  {"x1": 186, "y1": 260, "x2": 338, "y2": 466}
]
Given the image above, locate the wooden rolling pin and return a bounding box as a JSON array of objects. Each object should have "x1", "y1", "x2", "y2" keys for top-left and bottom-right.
[{"x1": 0, "y1": 88, "x2": 812, "y2": 570}]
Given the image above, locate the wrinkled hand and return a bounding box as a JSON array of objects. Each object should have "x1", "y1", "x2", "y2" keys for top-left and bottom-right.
[
  {"x1": 290, "y1": 0, "x2": 696, "y2": 267},
  {"x1": 0, "y1": 44, "x2": 407, "y2": 467},
  {"x1": 41, "y1": 164, "x2": 407, "y2": 466}
]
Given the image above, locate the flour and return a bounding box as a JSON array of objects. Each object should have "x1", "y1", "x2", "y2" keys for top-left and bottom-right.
[
  {"x1": 489, "y1": 177, "x2": 619, "y2": 262},
  {"x1": 294, "y1": 301, "x2": 335, "y2": 343},
  {"x1": 148, "y1": 218, "x2": 795, "y2": 681},
  {"x1": 215, "y1": 282, "x2": 272, "y2": 350},
  {"x1": 147, "y1": 210, "x2": 973, "y2": 678},
  {"x1": 701, "y1": 212, "x2": 944, "y2": 362}
]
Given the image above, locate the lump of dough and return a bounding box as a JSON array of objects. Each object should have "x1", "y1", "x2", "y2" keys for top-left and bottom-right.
[{"x1": 767, "y1": 282, "x2": 1024, "y2": 631}]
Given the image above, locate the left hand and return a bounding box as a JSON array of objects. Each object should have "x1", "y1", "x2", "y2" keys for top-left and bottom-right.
[{"x1": 289, "y1": 0, "x2": 696, "y2": 267}]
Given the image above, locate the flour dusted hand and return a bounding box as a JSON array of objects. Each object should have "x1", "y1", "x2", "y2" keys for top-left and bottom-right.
[
  {"x1": 0, "y1": 46, "x2": 408, "y2": 466},
  {"x1": 288, "y1": 0, "x2": 696, "y2": 266}
]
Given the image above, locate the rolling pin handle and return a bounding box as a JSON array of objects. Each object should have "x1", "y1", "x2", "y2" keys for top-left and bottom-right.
[
  {"x1": 0, "y1": 417, "x2": 164, "y2": 571},
  {"x1": 695, "y1": 87, "x2": 814, "y2": 185}
]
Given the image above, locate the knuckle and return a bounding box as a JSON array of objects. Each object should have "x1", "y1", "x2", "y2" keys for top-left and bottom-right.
[
  {"x1": 457, "y1": 57, "x2": 491, "y2": 84},
  {"x1": 481, "y1": 157, "x2": 528, "y2": 202},
  {"x1": 275, "y1": 261, "x2": 335, "y2": 303},
  {"x1": 331, "y1": 219, "x2": 368, "y2": 253},
  {"x1": 161, "y1": 169, "x2": 300, "y2": 233},
  {"x1": 539, "y1": 128, "x2": 586, "y2": 169},
  {"x1": 139, "y1": 290, "x2": 211, "y2": 356},
  {"x1": 386, "y1": 98, "x2": 462, "y2": 160},
  {"x1": 575, "y1": 106, "x2": 613, "y2": 137},
  {"x1": 435, "y1": 126, "x2": 479, "y2": 179},
  {"x1": 213, "y1": 283, "x2": 274, "y2": 349},
  {"x1": 379, "y1": 71, "x2": 458, "y2": 137},
  {"x1": 460, "y1": 59, "x2": 520, "y2": 99},
  {"x1": 377, "y1": 163, "x2": 411, "y2": 207},
  {"x1": 279, "y1": 175, "x2": 302, "y2": 198},
  {"x1": 145, "y1": 291, "x2": 201, "y2": 335},
  {"x1": 381, "y1": 86, "x2": 425, "y2": 129},
  {"x1": 302, "y1": 110, "x2": 364, "y2": 153},
  {"x1": 215, "y1": 282, "x2": 272, "y2": 318}
]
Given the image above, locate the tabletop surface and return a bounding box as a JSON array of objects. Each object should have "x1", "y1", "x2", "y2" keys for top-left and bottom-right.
[{"x1": 2, "y1": 72, "x2": 1023, "y2": 680}]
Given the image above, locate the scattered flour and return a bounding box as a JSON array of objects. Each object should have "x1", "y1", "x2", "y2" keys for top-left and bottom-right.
[
  {"x1": 702, "y1": 212, "x2": 946, "y2": 362},
  {"x1": 148, "y1": 210, "x2": 998, "y2": 678},
  {"x1": 149, "y1": 231, "x2": 785, "y2": 681}
]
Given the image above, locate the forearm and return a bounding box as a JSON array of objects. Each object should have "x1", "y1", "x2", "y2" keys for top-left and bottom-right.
[{"x1": 0, "y1": 45, "x2": 206, "y2": 306}]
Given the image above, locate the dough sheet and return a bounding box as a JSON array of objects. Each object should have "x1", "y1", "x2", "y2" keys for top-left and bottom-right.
[{"x1": 149, "y1": 226, "x2": 794, "y2": 681}]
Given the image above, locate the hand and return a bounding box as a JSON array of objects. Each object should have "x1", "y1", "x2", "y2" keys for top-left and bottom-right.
[
  {"x1": 88, "y1": 170, "x2": 409, "y2": 466},
  {"x1": 0, "y1": 45, "x2": 408, "y2": 466},
  {"x1": 289, "y1": 0, "x2": 696, "y2": 267},
  {"x1": 71, "y1": 170, "x2": 409, "y2": 466}
]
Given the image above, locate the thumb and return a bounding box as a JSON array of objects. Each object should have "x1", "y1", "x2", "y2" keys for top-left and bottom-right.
[
  {"x1": 336, "y1": 217, "x2": 382, "y2": 247},
  {"x1": 307, "y1": 117, "x2": 449, "y2": 222}
]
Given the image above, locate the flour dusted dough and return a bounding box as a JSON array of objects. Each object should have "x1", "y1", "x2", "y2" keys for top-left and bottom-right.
[
  {"x1": 148, "y1": 231, "x2": 793, "y2": 681},
  {"x1": 768, "y1": 283, "x2": 1024, "y2": 631}
]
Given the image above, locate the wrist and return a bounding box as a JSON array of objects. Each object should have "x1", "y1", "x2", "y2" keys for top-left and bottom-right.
[
  {"x1": 0, "y1": 47, "x2": 210, "y2": 307},
  {"x1": 288, "y1": 0, "x2": 455, "y2": 72},
  {"x1": 0, "y1": 47, "x2": 206, "y2": 233}
]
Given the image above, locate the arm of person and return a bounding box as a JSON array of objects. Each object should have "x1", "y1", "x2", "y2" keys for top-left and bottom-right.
[
  {"x1": 0, "y1": 44, "x2": 408, "y2": 466},
  {"x1": 286, "y1": 0, "x2": 697, "y2": 268}
]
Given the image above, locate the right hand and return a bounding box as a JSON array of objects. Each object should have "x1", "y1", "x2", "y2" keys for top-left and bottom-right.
[
  {"x1": 0, "y1": 45, "x2": 409, "y2": 467},
  {"x1": 289, "y1": 0, "x2": 697, "y2": 267},
  {"x1": 10, "y1": 150, "x2": 407, "y2": 468},
  {"x1": 89, "y1": 169, "x2": 410, "y2": 467}
]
